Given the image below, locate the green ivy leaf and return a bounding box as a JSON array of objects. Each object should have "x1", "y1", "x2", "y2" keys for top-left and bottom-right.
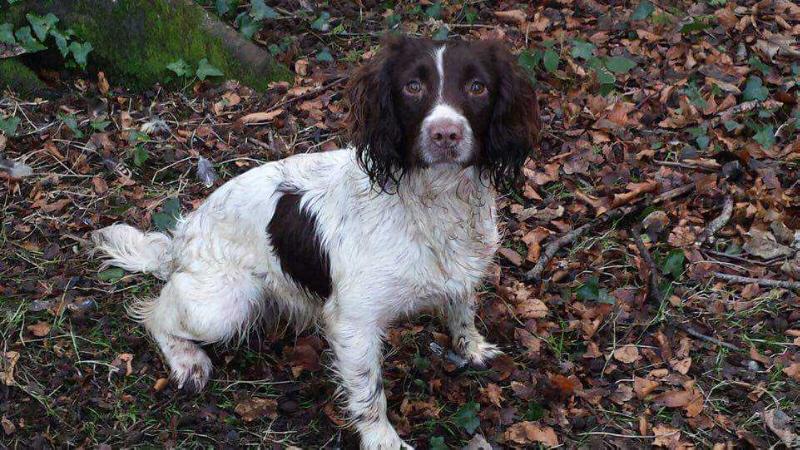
[
  {"x1": 316, "y1": 48, "x2": 334, "y2": 62},
  {"x1": 59, "y1": 113, "x2": 84, "y2": 138},
  {"x1": 14, "y1": 26, "x2": 47, "y2": 52},
  {"x1": 681, "y1": 17, "x2": 714, "y2": 33},
  {"x1": 696, "y1": 134, "x2": 710, "y2": 149},
  {"x1": 133, "y1": 145, "x2": 149, "y2": 167},
  {"x1": 570, "y1": 39, "x2": 595, "y2": 60},
  {"x1": 425, "y1": 2, "x2": 442, "y2": 18},
  {"x1": 524, "y1": 402, "x2": 545, "y2": 421},
  {"x1": 753, "y1": 124, "x2": 775, "y2": 149},
  {"x1": 311, "y1": 11, "x2": 331, "y2": 31},
  {"x1": 742, "y1": 76, "x2": 769, "y2": 101},
  {"x1": 518, "y1": 49, "x2": 541, "y2": 73},
  {"x1": 26, "y1": 13, "x2": 58, "y2": 41},
  {"x1": 576, "y1": 276, "x2": 600, "y2": 301},
  {"x1": 432, "y1": 26, "x2": 449, "y2": 41},
  {"x1": 662, "y1": 249, "x2": 686, "y2": 279},
  {"x1": 452, "y1": 401, "x2": 480, "y2": 435},
  {"x1": 236, "y1": 12, "x2": 262, "y2": 39},
  {"x1": 596, "y1": 65, "x2": 616, "y2": 85},
  {"x1": 0, "y1": 115, "x2": 21, "y2": 137},
  {"x1": 69, "y1": 41, "x2": 93, "y2": 69},
  {"x1": 166, "y1": 59, "x2": 191, "y2": 77},
  {"x1": 98, "y1": 267, "x2": 125, "y2": 282},
  {"x1": 543, "y1": 48, "x2": 559, "y2": 73},
  {"x1": 215, "y1": 0, "x2": 232, "y2": 16},
  {"x1": 748, "y1": 56, "x2": 771, "y2": 76},
  {"x1": 250, "y1": 0, "x2": 278, "y2": 20},
  {"x1": 429, "y1": 436, "x2": 447, "y2": 450},
  {"x1": 196, "y1": 58, "x2": 223, "y2": 80},
  {"x1": 49, "y1": 28, "x2": 70, "y2": 57},
  {"x1": 631, "y1": 0, "x2": 655, "y2": 20},
  {"x1": 91, "y1": 120, "x2": 111, "y2": 131},
  {"x1": 0, "y1": 23, "x2": 16, "y2": 45},
  {"x1": 605, "y1": 56, "x2": 636, "y2": 74},
  {"x1": 152, "y1": 198, "x2": 181, "y2": 232}
]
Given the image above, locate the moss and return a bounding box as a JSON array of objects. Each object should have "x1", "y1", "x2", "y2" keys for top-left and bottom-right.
[
  {"x1": 0, "y1": 59, "x2": 46, "y2": 96},
  {"x1": 2, "y1": 0, "x2": 291, "y2": 91}
]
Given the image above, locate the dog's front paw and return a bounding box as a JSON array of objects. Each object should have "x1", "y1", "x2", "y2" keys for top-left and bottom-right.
[
  {"x1": 458, "y1": 337, "x2": 503, "y2": 368},
  {"x1": 359, "y1": 424, "x2": 414, "y2": 450}
]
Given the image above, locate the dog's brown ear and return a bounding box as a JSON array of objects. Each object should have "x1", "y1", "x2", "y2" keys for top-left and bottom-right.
[
  {"x1": 481, "y1": 41, "x2": 541, "y2": 189},
  {"x1": 346, "y1": 35, "x2": 410, "y2": 189}
]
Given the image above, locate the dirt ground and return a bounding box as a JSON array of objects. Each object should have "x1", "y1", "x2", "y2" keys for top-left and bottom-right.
[{"x1": 2, "y1": 1, "x2": 800, "y2": 448}]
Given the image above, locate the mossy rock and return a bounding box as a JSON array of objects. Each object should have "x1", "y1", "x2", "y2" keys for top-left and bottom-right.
[
  {"x1": 0, "y1": 58, "x2": 46, "y2": 96},
  {"x1": 1, "y1": 0, "x2": 292, "y2": 91}
]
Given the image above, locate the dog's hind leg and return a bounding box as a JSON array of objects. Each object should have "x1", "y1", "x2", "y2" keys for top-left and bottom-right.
[{"x1": 133, "y1": 270, "x2": 263, "y2": 391}]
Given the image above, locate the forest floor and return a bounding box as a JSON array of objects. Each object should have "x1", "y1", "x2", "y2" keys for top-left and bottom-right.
[{"x1": 2, "y1": 1, "x2": 800, "y2": 448}]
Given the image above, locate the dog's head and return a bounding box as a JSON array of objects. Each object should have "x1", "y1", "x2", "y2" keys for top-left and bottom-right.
[{"x1": 346, "y1": 35, "x2": 540, "y2": 190}]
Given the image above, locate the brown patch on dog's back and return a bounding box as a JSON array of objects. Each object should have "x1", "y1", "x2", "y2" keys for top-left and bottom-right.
[{"x1": 268, "y1": 192, "x2": 332, "y2": 299}]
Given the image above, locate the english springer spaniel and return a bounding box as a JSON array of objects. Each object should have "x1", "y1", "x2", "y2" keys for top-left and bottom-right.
[{"x1": 93, "y1": 35, "x2": 540, "y2": 449}]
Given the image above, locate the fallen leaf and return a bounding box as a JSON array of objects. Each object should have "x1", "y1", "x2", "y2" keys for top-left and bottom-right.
[
  {"x1": 482, "y1": 383, "x2": 504, "y2": 407},
  {"x1": 652, "y1": 424, "x2": 681, "y2": 447},
  {"x1": 634, "y1": 376, "x2": 660, "y2": 398},
  {"x1": 613, "y1": 345, "x2": 642, "y2": 364},
  {"x1": 516, "y1": 298, "x2": 549, "y2": 319},
  {"x1": 153, "y1": 377, "x2": 169, "y2": 392},
  {"x1": 1, "y1": 351, "x2": 20, "y2": 386},
  {"x1": 505, "y1": 422, "x2": 559, "y2": 447},
  {"x1": 234, "y1": 397, "x2": 278, "y2": 422},
  {"x1": 1, "y1": 415, "x2": 14, "y2": 435},
  {"x1": 238, "y1": 109, "x2": 284, "y2": 124},
  {"x1": 494, "y1": 9, "x2": 527, "y2": 25},
  {"x1": 783, "y1": 363, "x2": 800, "y2": 382},
  {"x1": 764, "y1": 409, "x2": 799, "y2": 447},
  {"x1": 27, "y1": 321, "x2": 51, "y2": 337}
]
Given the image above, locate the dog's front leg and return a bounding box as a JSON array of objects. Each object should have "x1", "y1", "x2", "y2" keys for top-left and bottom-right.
[
  {"x1": 324, "y1": 308, "x2": 412, "y2": 450},
  {"x1": 445, "y1": 294, "x2": 502, "y2": 367}
]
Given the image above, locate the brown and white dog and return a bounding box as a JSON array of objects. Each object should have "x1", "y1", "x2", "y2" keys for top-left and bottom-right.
[{"x1": 93, "y1": 35, "x2": 540, "y2": 449}]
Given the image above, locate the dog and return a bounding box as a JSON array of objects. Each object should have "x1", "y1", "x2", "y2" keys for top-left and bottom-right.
[{"x1": 92, "y1": 35, "x2": 540, "y2": 449}]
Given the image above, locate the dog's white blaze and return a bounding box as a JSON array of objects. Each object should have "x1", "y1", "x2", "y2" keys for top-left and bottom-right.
[{"x1": 434, "y1": 45, "x2": 446, "y2": 100}]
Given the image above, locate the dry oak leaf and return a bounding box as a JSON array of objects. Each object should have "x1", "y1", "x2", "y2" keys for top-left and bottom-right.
[
  {"x1": 652, "y1": 425, "x2": 681, "y2": 447},
  {"x1": 783, "y1": 363, "x2": 800, "y2": 382},
  {"x1": 670, "y1": 357, "x2": 692, "y2": 375},
  {"x1": 482, "y1": 383, "x2": 504, "y2": 407},
  {"x1": 238, "y1": 109, "x2": 284, "y2": 124},
  {"x1": 1, "y1": 351, "x2": 20, "y2": 386},
  {"x1": 505, "y1": 422, "x2": 559, "y2": 447},
  {"x1": 613, "y1": 345, "x2": 642, "y2": 364},
  {"x1": 234, "y1": 397, "x2": 278, "y2": 422},
  {"x1": 27, "y1": 321, "x2": 51, "y2": 337},
  {"x1": 634, "y1": 376, "x2": 660, "y2": 398},
  {"x1": 111, "y1": 353, "x2": 134, "y2": 376},
  {"x1": 494, "y1": 9, "x2": 527, "y2": 25},
  {"x1": 516, "y1": 298, "x2": 549, "y2": 319},
  {"x1": 763, "y1": 409, "x2": 800, "y2": 447}
]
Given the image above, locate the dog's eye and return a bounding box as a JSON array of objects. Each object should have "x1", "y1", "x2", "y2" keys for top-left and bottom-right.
[
  {"x1": 468, "y1": 80, "x2": 487, "y2": 96},
  {"x1": 404, "y1": 80, "x2": 423, "y2": 95}
]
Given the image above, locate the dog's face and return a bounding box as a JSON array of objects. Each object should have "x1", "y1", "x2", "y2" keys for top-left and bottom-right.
[{"x1": 347, "y1": 35, "x2": 540, "y2": 189}]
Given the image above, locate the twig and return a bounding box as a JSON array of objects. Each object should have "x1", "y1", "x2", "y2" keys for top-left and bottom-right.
[
  {"x1": 632, "y1": 225, "x2": 663, "y2": 303},
  {"x1": 524, "y1": 183, "x2": 696, "y2": 281},
  {"x1": 697, "y1": 195, "x2": 734, "y2": 245},
  {"x1": 654, "y1": 159, "x2": 717, "y2": 172},
  {"x1": 708, "y1": 99, "x2": 783, "y2": 127},
  {"x1": 683, "y1": 325, "x2": 741, "y2": 352},
  {"x1": 711, "y1": 272, "x2": 800, "y2": 291},
  {"x1": 703, "y1": 249, "x2": 781, "y2": 267},
  {"x1": 266, "y1": 76, "x2": 348, "y2": 112}
]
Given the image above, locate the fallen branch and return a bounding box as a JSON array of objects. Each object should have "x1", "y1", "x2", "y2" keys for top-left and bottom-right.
[
  {"x1": 711, "y1": 272, "x2": 800, "y2": 291},
  {"x1": 683, "y1": 325, "x2": 741, "y2": 352},
  {"x1": 697, "y1": 195, "x2": 734, "y2": 245},
  {"x1": 524, "y1": 183, "x2": 696, "y2": 282},
  {"x1": 708, "y1": 99, "x2": 784, "y2": 127}
]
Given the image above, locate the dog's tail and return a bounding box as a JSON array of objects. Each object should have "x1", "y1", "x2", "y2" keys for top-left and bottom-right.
[{"x1": 91, "y1": 224, "x2": 174, "y2": 280}]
